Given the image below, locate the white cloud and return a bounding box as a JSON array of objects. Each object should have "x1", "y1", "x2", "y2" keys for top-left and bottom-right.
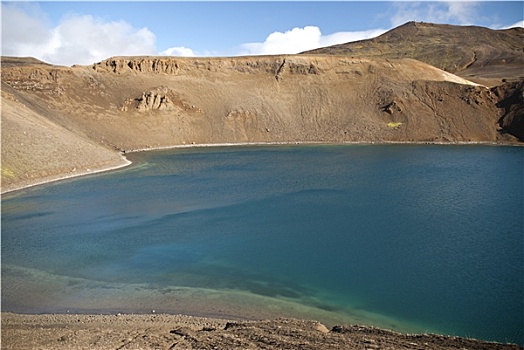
[
  {"x1": 240, "y1": 26, "x2": 322, "y2": 55},
  {"x1": 446, "y1": 2, "x2": 479, "y2": 24},
  {"x1": 160, "y1": 46, "x2": 195, "y2": 57},
  {"x1": 319, "y1": 29, "x2": 388, "y2": 47},
  {"x1": 1, "y1": 4, "x2": 52, "y2": 55},
  {"x1": 2, "y1": 3, "x2": 157, "y2": 66},
  {"x1": 239, "y1": 26, "x2": 387, "y2": 56},
  {"x1": 501, "y1": 20, "x2": 524, "y2": 29},
  {"x1": 390, "y1": 1, "x2": 480, "y2": 27}
]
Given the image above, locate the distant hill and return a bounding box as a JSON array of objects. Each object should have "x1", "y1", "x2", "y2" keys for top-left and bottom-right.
[
  {"x1": 303, "y1": 21, "x2": 524, "y2": 86},
  {"x1": 1, "y1": 56, "x2": 52, "y2": 68}
]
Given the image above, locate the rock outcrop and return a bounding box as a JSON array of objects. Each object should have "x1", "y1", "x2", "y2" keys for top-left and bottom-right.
[
  {"x1": 94, "y1": 57, "x2": 181, "y2": 75},
  {"x1": 493, "y1": 81, "x2": 524, "y2": 141},
  {"x1": 136, "y1": 90, "x2": 171, "y2": 111},
  {"x1": 120, "y1": 87, "x2": 174, "y2": 112}
]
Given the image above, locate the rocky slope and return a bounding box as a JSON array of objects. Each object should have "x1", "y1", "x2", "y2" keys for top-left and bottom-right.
[
  {"x1": 2, "y1": 51, "x2": 521, "y2": 192},
  {"x1": 304, "y1": 21, "x2": 524, "y2": 87},
  {"x1": 1, "y1": 84, "x2": 129, "y2": 192}
]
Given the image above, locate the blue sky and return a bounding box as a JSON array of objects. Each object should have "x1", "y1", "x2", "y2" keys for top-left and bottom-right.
[{"x1": 2, "y1": 1, "x2": 523, "y2": 66}]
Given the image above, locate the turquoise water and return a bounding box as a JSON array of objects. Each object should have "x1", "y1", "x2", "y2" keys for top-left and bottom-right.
[{"x1": 2, "y1": 145, "x2": 523, "y2": 344}]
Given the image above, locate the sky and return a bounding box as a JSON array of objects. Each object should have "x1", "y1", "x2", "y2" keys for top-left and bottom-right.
[{"x1": 2, "y1": 1, "x2": 523, "y2": 66}]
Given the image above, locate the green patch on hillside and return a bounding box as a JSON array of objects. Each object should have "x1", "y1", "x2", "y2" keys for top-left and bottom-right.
[
  {"x1": 387, "y1": 122, "x2": 403, "y2": 129},
  {"x1": 2, "y1": 167, "x2": 15, "y2": 179}
]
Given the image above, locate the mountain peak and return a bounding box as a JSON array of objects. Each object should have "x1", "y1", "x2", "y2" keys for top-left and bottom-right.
[{"x1": 302, "y1": 22, "x2": 524, "y2": 86}]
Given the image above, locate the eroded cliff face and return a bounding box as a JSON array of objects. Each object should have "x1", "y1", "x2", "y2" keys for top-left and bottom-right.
[
  {"x1": 92, "y1": 55, "x2": 324, "y2": 81},
  {"x1": 492, "y1": 81, "x2": 524, "y2": 141},
  {"x1": 1, "y1": 54, "x2": 521, "y2": 192},
  {"x1": 95, "y1": 57, "x2": 182, "y2": 75}
]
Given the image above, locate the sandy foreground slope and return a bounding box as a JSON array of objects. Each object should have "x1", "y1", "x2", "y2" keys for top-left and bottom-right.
[{"x1": 2, "y1": 313, "x2": 522, "y2": 350}]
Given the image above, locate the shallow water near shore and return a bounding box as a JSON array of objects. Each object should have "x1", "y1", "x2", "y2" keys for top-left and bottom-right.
[{"x1": 2, "y1": 144, "x2": 523, "y2": 344}]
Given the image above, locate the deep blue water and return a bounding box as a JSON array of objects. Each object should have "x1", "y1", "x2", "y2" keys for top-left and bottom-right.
[{"x1": 2, "y1": 145, "x2": 523, "y2": 344}]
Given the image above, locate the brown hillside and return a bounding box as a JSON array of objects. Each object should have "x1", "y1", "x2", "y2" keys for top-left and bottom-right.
[
  {"x1": 304, "y1": 21, "x2": 524, "y2": 86},
  {"x1": 1, "y1": 56, "x2": 52, "y2": 68},
  {"x1": 0, "y1": 53, "x2": 521, "y2": 192}
]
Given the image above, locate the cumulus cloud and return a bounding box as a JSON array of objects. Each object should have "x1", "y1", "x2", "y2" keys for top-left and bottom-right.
[
  {"x1": 2, "y1": 3, "x2": 157, "y2": 66},
  {"x1": 241, "y1": 26, "x2": 321, "y2": 55},
  {"x1": 160, "y1": 46, "x2": 196, "y2": 57},
  {"x1": 319, "y1": 28, "x2": 388, "y2": 47},
  {"x1": 2, "y1": 4, "x2": 52, "y2": 55},
  {"x1": 239, "y1": 26, "x2": 387, "y2": 56},
  {"x1": 389, "y1": 1, "x2": 480, "y2": 27}
]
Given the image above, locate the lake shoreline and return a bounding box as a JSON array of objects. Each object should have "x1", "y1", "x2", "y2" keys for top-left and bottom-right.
[
  {"x1": 1, "y1": 140, "x2": 521, "y2": 196},
  {"x1": 1, "y1": 155, "x2": 132, "y2": 196}
]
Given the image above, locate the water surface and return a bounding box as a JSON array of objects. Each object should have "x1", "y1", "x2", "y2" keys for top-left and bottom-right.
[{"x1": 2, "y1": 145, "x2": 523, "y2": 344}]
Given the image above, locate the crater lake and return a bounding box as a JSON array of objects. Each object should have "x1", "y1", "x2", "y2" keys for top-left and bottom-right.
[{"x1": 2, "y1": 144, "x2": 523, "y2": 345}]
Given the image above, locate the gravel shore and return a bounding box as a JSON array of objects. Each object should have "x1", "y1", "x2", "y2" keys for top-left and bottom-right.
[{"x1": 2, "y1": 312, "x2": 522, "y2": 350}]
